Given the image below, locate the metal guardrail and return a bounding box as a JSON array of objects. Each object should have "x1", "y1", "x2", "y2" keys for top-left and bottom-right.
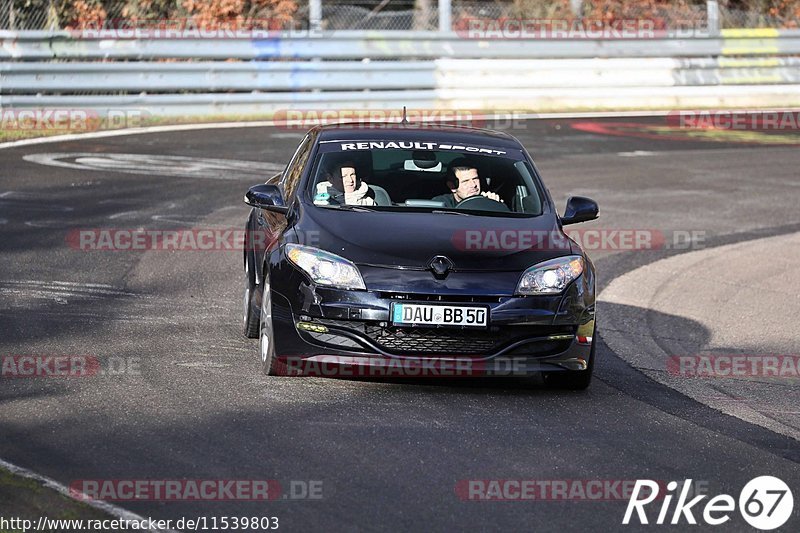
[
  {"x1": 0, "y1": 61, "x2": 436, "y2": 92},
  {"x1": 2, "y1": 30, "x2": 800, "y2": 115},
  {"x1": 4, "y1": 57, "x2": 800, "y2": 94},
  {"x1": 436, "y1": 57, "x2": 800, "y2": 88}
]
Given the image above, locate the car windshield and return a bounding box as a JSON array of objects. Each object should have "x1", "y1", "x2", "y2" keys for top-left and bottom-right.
[{"x1": 307, "y1": 142, "x2": 544, "y2": 217}]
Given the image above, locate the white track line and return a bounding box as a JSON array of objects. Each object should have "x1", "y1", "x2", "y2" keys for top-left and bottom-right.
[{"x1": 0, "y1": 458, "x2": 177, "y2": 533}]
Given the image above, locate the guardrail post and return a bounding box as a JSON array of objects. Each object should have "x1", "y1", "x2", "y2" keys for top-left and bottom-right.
[
  {"x1": 439, "y1": 0, "x2": 452, "y2": 32},
  {"x1": 707, "y1": 0, "x2": 720, "y2": 37}
]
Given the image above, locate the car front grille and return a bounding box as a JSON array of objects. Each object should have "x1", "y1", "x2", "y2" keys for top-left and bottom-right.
[
  {"x1": 315, "y1": 319, "x2": 573, "y2": 356},
  {"x1": 379, "y1": 292, "x2": 503, "y2": 304},
  {"x1": 365, "y1": 326, "x2": 499, "y2": 355}
]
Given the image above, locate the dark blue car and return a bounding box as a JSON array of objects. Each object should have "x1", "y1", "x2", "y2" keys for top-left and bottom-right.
[{"x1": 242, "y1": 123, "x2": 598, "y2": 388}]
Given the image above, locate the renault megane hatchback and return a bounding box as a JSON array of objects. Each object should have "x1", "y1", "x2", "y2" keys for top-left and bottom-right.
[{"x1": 242, "y1": 123, "x2": 599, "y2": 388}]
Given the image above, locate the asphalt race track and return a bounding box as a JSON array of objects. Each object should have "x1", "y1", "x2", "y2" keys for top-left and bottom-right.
[{"x1": 1, "y1": 117, "x2": 799, "y2": 531}]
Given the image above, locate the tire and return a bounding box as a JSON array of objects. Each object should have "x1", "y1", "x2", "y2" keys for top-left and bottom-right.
[
  {"x1": 259, "y1": 282, "x2": 281, "y2": 376},
  {"x1": 242, "y1": 256, "x2": 259, "y2": 338},
  {"x1": 544, "y1": 328, "x2": 596, "y2": 390}
]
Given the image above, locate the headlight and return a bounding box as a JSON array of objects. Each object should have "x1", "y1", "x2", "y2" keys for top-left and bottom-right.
[
  {"x1": 516, "y1": 256, "x2": 584, "y2": 295},
  {"x1": 285, "y1": 244, "x2": 366, "y2": 290}
]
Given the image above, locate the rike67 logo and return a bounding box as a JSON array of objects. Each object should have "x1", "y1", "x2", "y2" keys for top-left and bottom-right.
[{"x1": 623, "y1": 477, "x2": 794, "y2": 530}]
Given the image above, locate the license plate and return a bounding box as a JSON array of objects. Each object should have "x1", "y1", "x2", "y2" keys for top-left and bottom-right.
[{"x1": 391, "y1": 303, "x2": 489, "y2": 328}]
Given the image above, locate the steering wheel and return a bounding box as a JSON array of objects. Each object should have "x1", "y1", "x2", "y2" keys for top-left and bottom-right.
[{"x1": 454, "y1": 194, "x2": 510, "y2": 213}]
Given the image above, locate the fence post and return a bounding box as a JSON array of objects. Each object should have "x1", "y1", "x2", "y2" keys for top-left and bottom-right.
[
  {"x1": 47, "y1": 0, "x2": 59, "y2": 31},
  {"x1": 707, "y1": 0, "x2": 720, "y2": 36},
  {"x1": 8, "y1": 0, "x2": 16, "y2": 30},
  {"x1": 439, "y1": 0, "x2": 452, "y2": 32},
  {"x1": 309, "y1": 0, "x2": 322, "y2": 32}
]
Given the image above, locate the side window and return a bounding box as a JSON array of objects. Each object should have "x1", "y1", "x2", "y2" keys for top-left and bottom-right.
[{"x1": 280, "y1": 135, "x2": 313, "y2": 201}]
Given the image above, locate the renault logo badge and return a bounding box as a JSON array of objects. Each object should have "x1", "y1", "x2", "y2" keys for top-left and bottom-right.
[{"x1": 428, "y1": 255, "x2": 454, "y2": 278}]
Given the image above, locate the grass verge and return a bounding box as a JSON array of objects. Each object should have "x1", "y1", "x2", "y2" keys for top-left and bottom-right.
[{"x1": 0, "y1": 466, "x2": 114, "y2": 529}]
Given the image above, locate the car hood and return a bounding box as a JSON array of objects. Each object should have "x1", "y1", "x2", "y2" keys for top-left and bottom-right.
[{"x1": 295, "y1": 207, "x2": 573, "y2": 272}]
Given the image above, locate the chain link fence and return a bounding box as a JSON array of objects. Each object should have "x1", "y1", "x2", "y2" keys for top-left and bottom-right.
[
  {"x1": 318, "y1": 0, "x2": 435, "y2": 31},
  {"x1": 1, "y1": 0, "x2": 53, "y2": 30},
  {"x1": 720, "y1": 5, "x2": 800, "y2": 29},
  {"x1": 0, "y1": 1, "x2": 798, "y2": 31},
  {"x1": 451, "y1": 1, "x2": 709, "y2": 32},
  {"x1": 0, "y1": 0, "x2": 310, "y2": 31}
]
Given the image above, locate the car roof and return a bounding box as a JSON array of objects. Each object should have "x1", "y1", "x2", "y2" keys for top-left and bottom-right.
[{"x1": 315, "y1": 122, "x2": 524, "y2": 150}]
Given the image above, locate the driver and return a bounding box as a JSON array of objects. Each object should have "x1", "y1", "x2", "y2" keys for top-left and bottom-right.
[{"x1": 432, "y1": 158, "x2": 503, "y2": 208}]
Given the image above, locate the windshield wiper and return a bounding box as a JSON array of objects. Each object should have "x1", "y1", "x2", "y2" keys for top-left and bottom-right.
[
  {"x1": 330, "y1": 204, "x2": 376, "y2": 212},
  {"x1": 431, "y1": 209, "x2": 474, "y2": 216}
]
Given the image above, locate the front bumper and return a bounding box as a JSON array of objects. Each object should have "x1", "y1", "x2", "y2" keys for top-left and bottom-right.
[{"x1": 265, "y1": 261, "x2": 595, "y2": 377}]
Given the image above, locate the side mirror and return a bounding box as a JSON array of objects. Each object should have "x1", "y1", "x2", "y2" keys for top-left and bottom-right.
[
  {"x1": 244, "y1": 184, "x2": 289, "y2": 214},
  {"x1": 561, "y1": 196, "x2": 598, "y2": 225}
]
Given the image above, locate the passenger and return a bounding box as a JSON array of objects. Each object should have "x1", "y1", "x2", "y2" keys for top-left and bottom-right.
[
  {"x1": 432, "y1": 158, "x2": 502, "y2": 207},
  {"x1": 315, "y1": 162, "x2": 376, "y2": 206}
]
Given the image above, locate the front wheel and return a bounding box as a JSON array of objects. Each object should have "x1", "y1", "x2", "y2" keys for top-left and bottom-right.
[
  {"x1": 259, "y1": 283, "x2": 281, "y2": 376},
  {"x1": 242, "y1": 257, "x2": 259, "y2": 338}
]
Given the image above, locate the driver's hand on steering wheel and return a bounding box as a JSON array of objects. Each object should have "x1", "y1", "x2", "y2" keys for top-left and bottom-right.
[{"x1": 481, "y1": 191, "x2": 502, "y2": 203}]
